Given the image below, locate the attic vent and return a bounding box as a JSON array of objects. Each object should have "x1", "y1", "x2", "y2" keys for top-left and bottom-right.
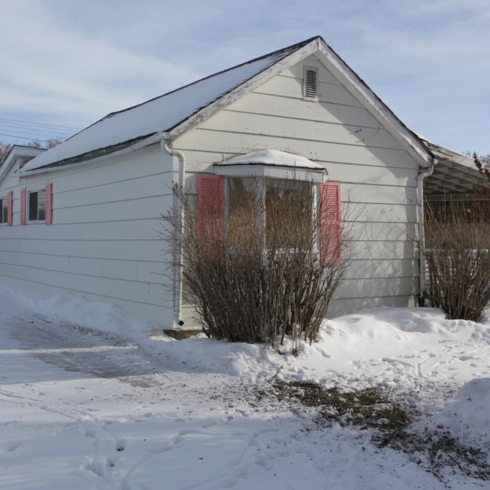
[{"x1": 304, "y1": 67, "x2": 318, "y2": 99}]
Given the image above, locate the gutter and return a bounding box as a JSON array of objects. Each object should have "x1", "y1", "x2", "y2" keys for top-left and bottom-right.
[
  {"x1": 160, "y1": 132, "x2": 186, "y2": 328},
  {"x1": 417, "y1": 157, "x2": 439, "y2": 304}
]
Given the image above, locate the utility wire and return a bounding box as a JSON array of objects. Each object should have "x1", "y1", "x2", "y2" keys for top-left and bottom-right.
[
  {"x1": 0, "y1": 123, "x2": 74, "y2": 136},
  {"x1": 0, "y1": 116, "x2": 82, "y2": 131},
  {"x1": 0, "y1": 132, "x2": 50, "y2": 143}
]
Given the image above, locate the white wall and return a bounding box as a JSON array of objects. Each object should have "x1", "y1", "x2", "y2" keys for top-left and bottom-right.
[
  {"x1": 174, "y1": 54, "x2": 420, "y2": 322},
  {"x1": 0, "y1": 145, "x2": 175, "y2": 327},
  {"x1": 0, "y1": 52, "x2": 423, "y2": 329}
]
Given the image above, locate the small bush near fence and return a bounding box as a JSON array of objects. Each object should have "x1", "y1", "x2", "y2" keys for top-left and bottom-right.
[
  {"x1": 162, "y1": 178, "x2": 351, "y2": 351},
  {"x1": 425, "y1": 200, "x2": 490, "y2": 322}
]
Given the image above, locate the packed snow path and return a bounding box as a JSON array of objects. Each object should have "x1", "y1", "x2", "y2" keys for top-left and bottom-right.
[{"x1": 1, "y1": 287, "x2": 489, "y2": 489}]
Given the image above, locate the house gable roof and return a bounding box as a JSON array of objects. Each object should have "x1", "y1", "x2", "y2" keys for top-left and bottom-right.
[
  {"x1": 21, "y1": 36, "x2": 433, "y2": 174},
  {"x1": 0, "y1": 145, "x2": 45, "y2": 184}
]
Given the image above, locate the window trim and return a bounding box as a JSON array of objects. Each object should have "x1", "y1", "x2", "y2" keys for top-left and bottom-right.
[
  {"x1": 27, "y1": 186, "x2": 47, "y2": 223},
  {"x1": 214, "y1": 164, "x2": 325, "y2": 183}
]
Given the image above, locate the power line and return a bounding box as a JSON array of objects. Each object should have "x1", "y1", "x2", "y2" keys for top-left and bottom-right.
[
  {"x1": 0, "y1": 132, "x2": 50, "y2": 143},
  {"x1": 0, "y1": 116, "x2": 82, "y2": 131},
  {"x1": 0, "y1": 63, "x2": 135, "y2": 89},
  {"x1": 0, "y1": 122, "x2": 74, "y2": 136}
]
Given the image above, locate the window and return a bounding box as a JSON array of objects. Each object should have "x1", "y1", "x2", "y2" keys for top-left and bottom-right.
[
  {"x1": 28, "y1": 189, "x2": 46, "y2": 222},
  {"x1": 227, "y1": 177, "x2": 315, "y2": 250},
  {"x1": 228, "y1": 177, "x2": 255, "y2": 247},
  {"x1": 0, "y1": 197, "x2": 7, "y2": 224},
  {"x1": 206, "y1": 151, "x2": 341, "y2": 265},
  {"x1": 265, "y1": 179, "x2": 313, "y2": 249}
]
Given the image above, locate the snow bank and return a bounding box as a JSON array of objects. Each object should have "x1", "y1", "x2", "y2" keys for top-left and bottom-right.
[
  {"x1": 425, "y1": 378, "x2": 490, "y2": 448},
  {"x1": 1, "y1": 283, "x2": 489, "y2": 388},
  {"x1": 0, "y1": 284, "x2": 153, "y2": 345}
]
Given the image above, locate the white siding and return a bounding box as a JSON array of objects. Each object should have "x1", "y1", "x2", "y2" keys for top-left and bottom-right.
[
  {"x1": 174, "y1": 54, "x2": 420, "y2": 323},
  {"x1": 0, "y1": 145, "x2": 174, "y2": 326}
]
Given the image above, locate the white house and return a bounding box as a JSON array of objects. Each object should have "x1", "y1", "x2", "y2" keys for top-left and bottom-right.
[{"x1": 0, "y1": 36, "x2": 481, "y2": 329}]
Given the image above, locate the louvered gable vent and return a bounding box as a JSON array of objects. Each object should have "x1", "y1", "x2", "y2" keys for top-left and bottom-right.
[{"x1": 304, "y1": 66, "x2": 318, "y2": 99}]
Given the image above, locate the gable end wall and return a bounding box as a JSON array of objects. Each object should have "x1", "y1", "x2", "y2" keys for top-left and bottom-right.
[{"x1": 174, "y1": 54, "x2": 421, "y2": 323}]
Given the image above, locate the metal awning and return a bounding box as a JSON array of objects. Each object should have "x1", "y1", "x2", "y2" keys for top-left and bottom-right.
[{"x1": 421, "y1": 138, "x2": 486, "y2": 199}]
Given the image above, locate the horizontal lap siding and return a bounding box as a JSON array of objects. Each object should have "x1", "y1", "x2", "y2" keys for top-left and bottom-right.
[
  {"x1": 0, "y1": 145, "x2": 174, "y2": 326},
  {"x1": 176, "y1": 130, "x2": 416, "y2": 169},
  {"x1": 175, "y1": 54, "x2": 420, "y2": 321}
]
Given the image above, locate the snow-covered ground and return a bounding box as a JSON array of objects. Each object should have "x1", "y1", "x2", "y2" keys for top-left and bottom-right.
[{"x1": 0, "y1": 284, "x2": 489, "y2": 490}]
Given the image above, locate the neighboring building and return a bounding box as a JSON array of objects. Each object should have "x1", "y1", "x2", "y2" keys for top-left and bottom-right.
[{"x1": 0, "y1": 36, "x2": 481, "y2": 329}]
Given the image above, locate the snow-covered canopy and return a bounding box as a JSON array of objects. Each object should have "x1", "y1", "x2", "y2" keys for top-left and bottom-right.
[
  {"x1": 417, "y1": 136, "x2": 484, "y2": 195},
  {"x1": 22, "y1": 39, "x2": 314, "y2": 173},
  {"x1": 216, "y1": 150, "x2": 325, "y2": 171}
]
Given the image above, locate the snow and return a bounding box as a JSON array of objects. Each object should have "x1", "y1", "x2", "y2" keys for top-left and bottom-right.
[
  {"x1": 422, "y1": 378, "x2": 490, "y2": 449},
  {"x1": 21, "y1": 44, "x2": 304, "y2": 173},
  {"x1": 1, "y1": 283, "x2": 490, "y2": 489},
  {"x1": 219, "y1": 150, "x2": 326, "y2": 170}
]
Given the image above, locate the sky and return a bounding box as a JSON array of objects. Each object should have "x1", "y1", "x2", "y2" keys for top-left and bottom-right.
[{"x1": 0, "y1": 0, "x2": 488, "y2": 154}]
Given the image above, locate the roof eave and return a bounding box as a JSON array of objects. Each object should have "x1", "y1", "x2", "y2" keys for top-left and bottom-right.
[
  {"x1": 315, "y1": 41, "x2": 434, "y2": 168},
  {"x1": 0, "y1": 146, "x2": 46, "y2": 186}
]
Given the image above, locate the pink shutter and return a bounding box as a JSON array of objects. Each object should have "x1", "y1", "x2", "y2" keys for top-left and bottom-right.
[
  {"x1": 320, "y1": 182, "x2": 341, "y2": 266},
  {"x1": 7, "y1": 191, "x2": 13, "y2": 226},
  {"x1": 45, "y1": 183, "x2": 53, "y2": 224},
  {"x1": 197, "y1": 174, "x2": 225, "y2": 256},
  {"x1": 20, "y1": 188, "x2": 27, "y2": 225}
]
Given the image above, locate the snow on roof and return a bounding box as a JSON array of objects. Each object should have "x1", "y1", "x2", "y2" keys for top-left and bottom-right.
[
  {"x1": 0, "y1": 146, "x2": 45, "y2": 183},
  {"x1": 216, "y1": 150, "x2": 325, "y2": 170},
  {"x1": 417, "y1": 134, "x2": 476, "y2": 170},
  {"x1": 22, "y1": 38, "x2": 316, "y2": 173}
]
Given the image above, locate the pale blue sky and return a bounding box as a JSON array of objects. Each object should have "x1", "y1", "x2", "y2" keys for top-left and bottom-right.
[{"x1": 0, "y1": 0, "x2": 488, "y2": 154}]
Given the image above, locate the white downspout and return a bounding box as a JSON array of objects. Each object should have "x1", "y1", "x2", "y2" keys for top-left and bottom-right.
[
  {"x1": 160, "y1": 132, "x2": 186, "y2": 328},
  {"x1": 417, "y1": 157, "x2": 439, "y2": 304}
]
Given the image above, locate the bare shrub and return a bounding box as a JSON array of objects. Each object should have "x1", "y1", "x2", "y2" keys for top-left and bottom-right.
[
  {"x1": 162, "y1": 177, "x2": 351, "y2": 349},
  {"x1": 425, "y1": 200, "x2": 490, "y2": 321}
]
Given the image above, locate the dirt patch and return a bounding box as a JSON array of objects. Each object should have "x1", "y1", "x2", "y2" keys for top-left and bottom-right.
[
  {"x1": 270, "y1": 381, "x2": 490, "y2": 484},
  {"x1": 271, "y1": 381, "x2": 416, "y2": 431},
  {"x1": 163, "y1": 329, "x2": 203, "y2": 340}
]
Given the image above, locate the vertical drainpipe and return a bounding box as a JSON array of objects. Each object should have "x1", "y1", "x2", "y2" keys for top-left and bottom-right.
[
  {"x1": 160, "y1": 132, "x2": 185, "y2": 328},
  {"x1": 417, "y1": 157, "x2": 439, "y2": 304}
]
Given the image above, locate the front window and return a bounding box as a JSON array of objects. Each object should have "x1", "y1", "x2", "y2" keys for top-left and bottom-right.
[
  {"x1": 0, "y1": 198, "x2": 7, "y2": 224},
  {"x1": 265, "y1": 179, "x2": 313, "y2": 249},
  {"x1": 29, "y1": 189, "x2": 46, "y2": 222},
  {"x1": 227, "y1": 177, "x2": 315, "y2": 250},
  {"x1": 228, "y1": 177, "x2": 255, "y2": 247}
]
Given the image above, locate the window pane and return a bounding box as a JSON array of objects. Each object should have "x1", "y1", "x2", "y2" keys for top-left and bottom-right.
[
  {"x1": 38, "y1": 189, "x2": 46, "y2": 221},
  {"x1": 266, "y1": 179, "x2": 312, "y2": 249},
  {"x1": 29, "y1": 192, "x2": 38, "y2": 221},
  {"x1": 228, "y1": 177, "x2": 255, "y2": 247},
  {"x1": 2, "y1": 200, "x2": 7, "y2": 224},
  {"x1": 0, "y1": 199, "x2": 3, "y2": 224}
]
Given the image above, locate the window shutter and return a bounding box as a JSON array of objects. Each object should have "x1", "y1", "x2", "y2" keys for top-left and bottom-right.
[
  {"x1": 197, "y1": 174, "x2": 225, "y2": 256},
  {"x1": 7, "y1": 191, "x2": 13, "y2": 226},
  {"x1": 320, "y1": 182, "x2": 341, "y2": 266},
  {"x1": 20, "y1": 188, "x2": 27, "y2": 225},
  {"x1": 45, "y1": 183, "x2": 53, "y2": 224}
]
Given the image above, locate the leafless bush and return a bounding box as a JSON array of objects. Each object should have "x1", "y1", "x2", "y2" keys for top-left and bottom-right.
[
  {"x1": 425, "y1": 200, "x2": 490, "y2": 321},
  {"x1": 162, "y1": 177, "x2": 351, "y2": 350}
]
